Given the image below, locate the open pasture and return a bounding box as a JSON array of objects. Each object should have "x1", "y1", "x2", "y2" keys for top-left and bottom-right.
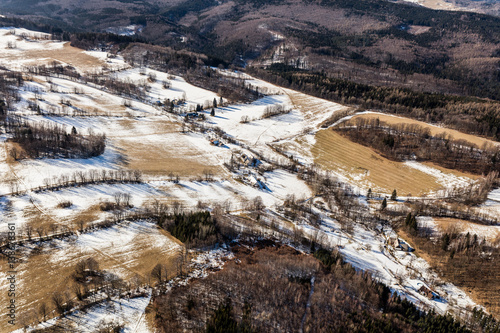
[
  {"x1": 0, "y1": 220, "x2": 181, "y2": 332},
  {"x1": 312, "y1": 129, "x2": 475, "y2": 195}
]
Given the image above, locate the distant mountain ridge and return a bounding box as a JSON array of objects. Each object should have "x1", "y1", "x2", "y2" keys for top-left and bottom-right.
[{"x1": 1, "y1": 0, "x2": 500, "y2": 102}]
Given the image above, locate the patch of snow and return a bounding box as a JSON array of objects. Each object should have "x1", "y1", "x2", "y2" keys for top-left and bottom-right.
[
  {"x1": 404, "y1": 161, "x2": 470, "y2": 189},
  {"x1": 16, "y1": 294, "x2": 152, "y2": 333},
  {"x1": 417, "y1": 216, "x2": 500, "y2": 243}
]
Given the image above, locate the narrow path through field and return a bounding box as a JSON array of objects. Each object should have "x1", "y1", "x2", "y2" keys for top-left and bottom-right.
[
  {"x1": 132, "y1": 309, "x2": 147, "y2": 333},
  {"x1": 300, "y1": 275, "x2": 315, "y2": 333},
  {"x1": 253, "y1": 119, "x2": 279, "y2": 146},
  {"x1": 89, "y1": 245, "x2": 146, "y2": 279}
]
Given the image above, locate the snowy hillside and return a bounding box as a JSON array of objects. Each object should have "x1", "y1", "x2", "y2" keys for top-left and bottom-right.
[{"x1": 0, "y1": 28, "x2": 498, "y2": 332}]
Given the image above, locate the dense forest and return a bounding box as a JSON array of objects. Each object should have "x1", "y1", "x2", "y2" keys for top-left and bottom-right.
[
  {"x1": 4, "y1": 0, "x2": 500, "y2": 101},
  {"x1": 153, "y1": 243, "x2": 477, "y2": 333},
  {"x1": 150, "y1": 210, "x2": 218, "y2": 248}
]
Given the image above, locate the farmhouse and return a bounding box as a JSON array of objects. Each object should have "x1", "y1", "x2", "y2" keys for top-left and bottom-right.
[
  {"x1": 239, "y1": 153, "x2": 261, "y2": 167},
  {"x1": 209, "y1": 138, "x2": 224, "y2": 147}
]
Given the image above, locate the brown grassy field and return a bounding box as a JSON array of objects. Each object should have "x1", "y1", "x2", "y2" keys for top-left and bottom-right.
[
  {"x1": 312, "y1": 129, "x2": 476, "y2": 195},
  {"x1": 71, "y1": 100, "x2": 129, "y2": 116},
  {"x1": 346, "y1": 113, "x2": 498, "y2": 148},
  {"x1": 0, "y1": 221, "x2": 182, "y2": 332},
  {"x1": 25, "y1": 42, "x2": 107, "y2": 72},
  {"x1": 284, "y1": 88, "x2": 350, "y2": 126},
  {"x1": 109, "y1": 119, "x2": 225, "y2": 178},
  {"x1": 21, "y1": 203, "x2": 103, "y2": 236},
  {"x1": 0, "y1": 32, "x2": 108, "y2": 73},
  {"x1": 115, "y1": 138, "x2": 221, "y2": 177}
]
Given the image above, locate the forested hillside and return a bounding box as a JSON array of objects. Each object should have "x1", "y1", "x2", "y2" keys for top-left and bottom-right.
[{"x1": 2, "y1": 0, "x2": 500, "y2": 102}]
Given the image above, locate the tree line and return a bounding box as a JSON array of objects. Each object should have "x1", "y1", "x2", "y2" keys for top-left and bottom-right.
[
  {"x1": 5, "y1": 117, "x2": 106, "y2": 159},
  {"x1": 121, "y1": 44, "x2": 263, "y2": 103},
  {"x1": 25, "y1": 63, "x2": 148, "y2": 101},
  {"x1": 261, "y1": 104, "x2": 291, "y2": 119},
  {"x1": 248, "y1": 67, "x2": 500, "y2": 141},
  {"x1": 336, "y1": 117, "x2": 500, "y2": 175},
  {"x1": 407, "y1": 198, "x2": 499, "y2": 225},
  {"x1": 35, "y1": 169, "x2": 142, "y2": 193},
  {"x1": 0, "y1": 70, "x2": 23, "y2": 109}
]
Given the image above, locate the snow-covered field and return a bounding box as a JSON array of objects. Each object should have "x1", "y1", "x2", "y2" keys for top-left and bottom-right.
[
  {"x1": 287, "y1": 206, "x2": 480, "y2": 316},
  {"x1": 0, "y1": 219, "x2": 181, "y2": 332},
  {"x1": 484, "y1": 187, "x2": 500, "y2": 207},
  {"x1": 417, "y1": 216, "x2": 500, "y2": 243},
  {"x1": 152, "y1": 168, "x2": 312, "y2": 209},
  {"x1": 0, "y1": 28, "x2": 63, "y2": 69},
  {"x1": 404, "y1": 161, "x2": 472, "y2": 189},
  {"x1": 13, "y1": 295, "x2": 152, "y2": 333}
]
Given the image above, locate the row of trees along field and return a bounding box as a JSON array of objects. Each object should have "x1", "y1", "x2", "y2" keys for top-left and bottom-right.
[
  {"x1": 335, "y1": 117, "x2": 500, "y2": 175},
  {"x1": 0, "y1": 70, "x2": 23, "y2": 108},
  {"x1": 25, "y1": 63, "x2": 148, "y2": 100},
  {"x1": 122, "y1": 45, "x2": 264, "y2": 103},
  {"x1": 5, "y1": 117, "x2": 106, "y2": 159},
  {"x1": 248, "y1": 66, "x2": 500, "y2": 141}
]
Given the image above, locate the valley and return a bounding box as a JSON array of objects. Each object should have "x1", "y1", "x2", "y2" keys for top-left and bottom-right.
[{"x1": 0, "y1": 26, "x2": 498, "y2": 333}]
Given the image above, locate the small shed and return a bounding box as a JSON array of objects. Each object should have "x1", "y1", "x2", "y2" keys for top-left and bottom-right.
[
  {"x1": 393, "y1": 238, "x2": 414, "y2": 252},
  {"x1": 418, "y1": 285, "x2": 439, "y2": 300}
]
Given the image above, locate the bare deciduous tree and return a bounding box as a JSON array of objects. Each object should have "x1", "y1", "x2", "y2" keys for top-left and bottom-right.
[{"x1": 151, "y1": 263, "x2": 166, "y2": 283}]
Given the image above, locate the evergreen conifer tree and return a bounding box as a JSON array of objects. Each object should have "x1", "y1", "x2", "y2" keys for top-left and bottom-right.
[
  {"x1": 391, "y1": 189, "x2": 397, "y2": 201},
  {"x1": 381, "y1": 197, "x2": 387, "y2": 210}
]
